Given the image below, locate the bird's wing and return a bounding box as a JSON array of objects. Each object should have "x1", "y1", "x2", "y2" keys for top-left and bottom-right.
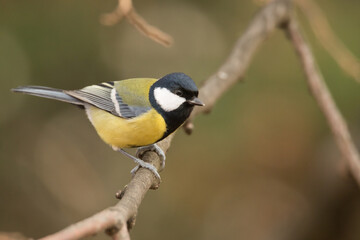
[{"x1": 65, "y1": 78, "x2": 157, "y2": 118}]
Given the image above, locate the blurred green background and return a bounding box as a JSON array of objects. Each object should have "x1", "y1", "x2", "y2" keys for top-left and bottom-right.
[{"x1": 1, "y1": 0, "x2": 360, "y2": 239}]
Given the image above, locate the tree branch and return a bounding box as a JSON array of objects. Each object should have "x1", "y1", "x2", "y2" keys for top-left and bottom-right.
[
  {"x1": 100, "y1": 0, "x2": 173, "y2": 47},
  {"x1": 40, "y1": 1, "x2": 293, "y2": 239},
  {"x1": 295, "y1": 0, "x2": 360, "y2": 82},
  {"x1": 39, "y1": 136, "x2": 173, "y2": 240},
  {"x1": 253, "y1": 0, "x2": 360, "y2": 82},
  {"x1": 39, "y1": 0, "x2": 360, "y2": 239},
  {"x1": 184, "y1": 0, "x2": 293, "y2": 129},
  {"x1": 285, "y1": 18, "x2": 360, "y2": 185}
]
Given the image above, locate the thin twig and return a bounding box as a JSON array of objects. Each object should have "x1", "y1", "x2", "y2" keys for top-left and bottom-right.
[
  {"x1": 252, "y1": 0, "x2": 360, "y2": 82},
  {"x1": 296, "y1": 0, "x2": 360, "y2": 82},
  {"x1": 285, "y1": 18, "x2": 360, "y2": 184},
  {"x1": 100, "y1": 0, "x2": 173, "y2": 47}
]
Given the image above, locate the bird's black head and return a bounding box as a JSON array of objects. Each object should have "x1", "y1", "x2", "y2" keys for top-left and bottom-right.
[{"x1": 149, "y1": 72, "x2": 204, "y2": 139}]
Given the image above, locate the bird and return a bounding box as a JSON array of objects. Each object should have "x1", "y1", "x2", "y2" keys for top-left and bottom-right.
[{"x1": 12, "y1": 72, "x2": 204, "y2": 180}]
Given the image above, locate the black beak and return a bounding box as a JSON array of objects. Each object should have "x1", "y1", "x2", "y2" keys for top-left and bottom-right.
[{"x1": 186, "y1": 97, "x2": 205, "y2": 106}]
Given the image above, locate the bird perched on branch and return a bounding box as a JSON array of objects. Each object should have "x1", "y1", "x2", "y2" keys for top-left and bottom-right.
[{"x1": 12, "y1": 72, "x2": 204, "y2": 179}]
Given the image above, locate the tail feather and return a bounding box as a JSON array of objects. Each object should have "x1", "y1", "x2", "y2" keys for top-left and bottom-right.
[{"x1": 12, "y1": 86, "x2": 84, "y2": 106}]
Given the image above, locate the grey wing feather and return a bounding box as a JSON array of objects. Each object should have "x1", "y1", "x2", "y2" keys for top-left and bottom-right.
[{"x1": 65, "y1": 84, "x2": 148, "y2": 118}]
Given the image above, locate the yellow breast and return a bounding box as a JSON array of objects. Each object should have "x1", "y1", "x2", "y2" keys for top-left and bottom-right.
[{"x1": 85, "y1": 105, "x2": 167, "y2": 148}]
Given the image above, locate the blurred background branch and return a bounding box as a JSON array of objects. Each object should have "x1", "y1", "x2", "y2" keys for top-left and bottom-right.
[
  {"x1": 255, "y1": 0, "x2": 360, "y2": 82},
  {"x1": 286, "y1": 18, "x2": 360, "y2": 185},
  {"x1": 100, "y1": 0, "x2": 173, "y2": 47},
  {"x1": 295, "y1": 0, "x2": 360, "y2": 82},
  {"x1": 0, "y1": 232, "x2": 29, "y2": 240}
]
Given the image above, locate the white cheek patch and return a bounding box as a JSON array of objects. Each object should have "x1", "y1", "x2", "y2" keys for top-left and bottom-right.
[{"x1": 154, "y1": 87, "x2": 186, "y2": 112}]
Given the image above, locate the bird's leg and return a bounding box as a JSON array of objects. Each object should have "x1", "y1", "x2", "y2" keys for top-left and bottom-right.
[
  {"x1": 136, "y1": 144, "x2": 166, "y2": 170},
  {"x1": 112, "y1": 146, "x2": 161, "y2": 180}
]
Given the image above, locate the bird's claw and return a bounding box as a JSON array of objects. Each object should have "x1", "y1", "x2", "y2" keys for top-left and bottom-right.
[
  {"x1": 136, "y1": 144, "x2": 166, "y2": 170},
  {"x1": 130, "y1": 162, "x2": 161, "y2": 180}
]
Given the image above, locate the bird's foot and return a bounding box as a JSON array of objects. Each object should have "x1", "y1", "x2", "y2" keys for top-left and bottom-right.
[
  {"x1": 130, "y1": 159, "x2": 161, "y2": 180},
  {"x1": 114, "y1": 147, "x2": 161, "y2": 180},
  {"x1": 136, "y1": 144, "x2": 166, "y2": 170}
]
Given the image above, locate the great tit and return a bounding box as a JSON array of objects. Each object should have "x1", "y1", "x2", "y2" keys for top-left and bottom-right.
[{"x1": 12, "y1": 72, "x2": 204, "y2": 179}]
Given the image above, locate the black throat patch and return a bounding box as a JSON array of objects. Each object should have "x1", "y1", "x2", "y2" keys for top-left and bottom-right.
[{"x1": 149, "y1": 84, "x2": 194, "y2": 141}]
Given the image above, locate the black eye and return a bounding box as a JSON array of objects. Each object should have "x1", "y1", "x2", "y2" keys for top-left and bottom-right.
[{"x1": 174, "y1": 90, "x2": 183, "y2": 97}]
